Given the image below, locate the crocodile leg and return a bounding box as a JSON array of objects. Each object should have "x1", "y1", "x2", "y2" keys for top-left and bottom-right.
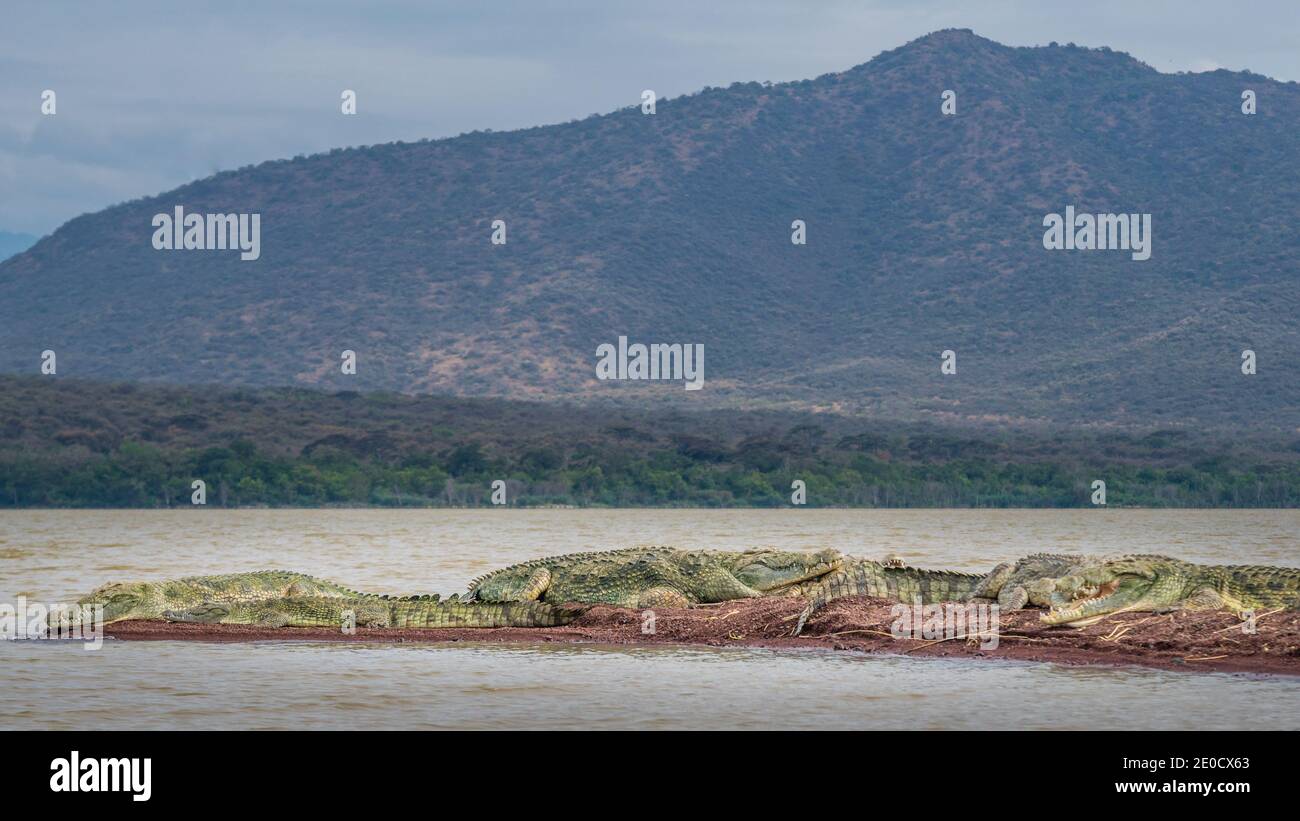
[
  {"x1": 968, "y1": 561, "x2": 1014, "y2": 601},
  {"x1": 998, "y1": 586, "x2": 1030, "y2": 610},
  {"x1": 485, "y1": 567, "x2": 553, "y2": 602},
  {"x1": 520, "y1": 568, "x2": 553, "y2": 601},
  {"x1": 635, "y1": 587, "x2": 691, "y2": 609}
]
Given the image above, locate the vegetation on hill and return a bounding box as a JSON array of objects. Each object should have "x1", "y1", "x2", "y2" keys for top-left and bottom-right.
[{"x1": 3, "y1": 377, "x2": 1298, "y2": 508}]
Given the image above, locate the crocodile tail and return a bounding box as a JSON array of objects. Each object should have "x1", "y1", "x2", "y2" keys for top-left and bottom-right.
[
  {"x1": 509, "y1": 601, "x2": 589, "y2": 627},
  {"x1": 791, "y1": 562, "x2": 983, "y2": 636},
  {"x1": 792, "y1": 562, "x2": 888, "y2": 636}
]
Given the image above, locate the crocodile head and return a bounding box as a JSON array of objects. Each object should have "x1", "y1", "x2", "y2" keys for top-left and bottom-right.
[
  {"x1": 76, "y1": 581, "x2": 167, "y2": 624},
  {"x1": 730, "y1": 548, "x2": 843, "y2": 595},
  {"x1": 1041, "y1": 557, "x2": 1184, "y2": 626}
]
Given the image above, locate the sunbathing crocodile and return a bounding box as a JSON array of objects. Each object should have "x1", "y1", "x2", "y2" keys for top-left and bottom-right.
[
  {"x1": 967, "y1": 553, "x2": 1095, "y2": 610},
  {"x1": 466, "y1": 546, "x2": 845, "y2": 609},
  {"x1": 64, "y1": 552, "x2": 839, "y2": 630},
  {"x1": 69, "y1": 571, "x2": 366, "y2": 624},
  {"x1": 164, "y1": 594, "x2": 586, "y2": 629},
  {"x1": 1042, "y1": 555, "x2": 1300, "y2": 626}
]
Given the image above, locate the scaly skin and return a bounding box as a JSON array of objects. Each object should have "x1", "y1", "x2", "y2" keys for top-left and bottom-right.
[
  {"x1": 1042, "y1": 555, "x2": 1300, "y2": 626},
  {"x1": 467, "y1": 547, "x2": 844, "y2": 609},
  {"x1": 968, "y1": 553, "x2": 1097, "y2": 610},
  {"x1": 71, "y1": 571, "x2": 365, "y2": 624},
  {"x1": 791, "y1": 559, "x2": 985, "y2": 635},
  {"x1": 164, "y1": 594, "x2": 586, "y2": 629}
]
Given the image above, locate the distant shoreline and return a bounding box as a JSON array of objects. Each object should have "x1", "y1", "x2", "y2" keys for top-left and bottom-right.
[{"x1": 5, "y1": 376, "x2": 1299, "y2": 509}]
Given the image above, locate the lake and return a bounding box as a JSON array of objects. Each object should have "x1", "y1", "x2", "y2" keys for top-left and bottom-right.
[{"x1": 3, "y1": 509, "x2": 1298, "y2": 730}]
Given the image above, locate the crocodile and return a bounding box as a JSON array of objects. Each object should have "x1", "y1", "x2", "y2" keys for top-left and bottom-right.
[
  {"x1": 791, "y1": 559, "x2": 986, "y2": 635},
  {"x1": 164, "y1": 594, "x2": 587, "y2": 629},
  {"x1": 1042, "y1": 555, "x2": 1300, "y2": 626},
  {"x1": 67, "y1": 571, "x2": 371, "y2": 624},
  {"x1": 466, "y1": 546, "x2": 845, "y2": 609},
  {"x1": 967, "y1": 553, "x2": 1096, "y2": 610}
]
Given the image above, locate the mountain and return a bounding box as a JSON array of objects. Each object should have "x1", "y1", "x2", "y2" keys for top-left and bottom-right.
[
  {"x1": 1, "y1": 30, "x2": 1296, "y2": 428},
  {"x1": 0, "y1": 232, "x2": 37, "y2": 263}
]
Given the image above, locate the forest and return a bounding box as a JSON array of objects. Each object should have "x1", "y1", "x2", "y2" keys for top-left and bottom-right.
[{"x1": 3, "y1": 376, "x2": 1298, "y2": 508}]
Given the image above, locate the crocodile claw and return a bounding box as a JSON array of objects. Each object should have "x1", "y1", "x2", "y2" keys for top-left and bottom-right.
[{"x1": 792, "y1": 604, "x2": 813, "y2": 637}]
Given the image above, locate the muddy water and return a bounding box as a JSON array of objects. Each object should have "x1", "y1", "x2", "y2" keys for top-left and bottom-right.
[{"x1": 3, "y1": 509, "x2": 1299, "y2": 730}]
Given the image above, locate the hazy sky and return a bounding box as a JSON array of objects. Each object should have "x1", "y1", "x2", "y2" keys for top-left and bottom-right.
[{"x1": 2, "y1": 0, "x2": 1296, "y2": 236}]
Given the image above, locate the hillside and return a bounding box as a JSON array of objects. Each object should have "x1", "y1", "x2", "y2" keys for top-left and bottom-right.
[{"x1": 1, "y1": 30, "x2": 1297, "y2": 427}]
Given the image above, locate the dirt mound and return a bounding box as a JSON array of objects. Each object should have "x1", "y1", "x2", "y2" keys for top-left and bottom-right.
[{"x1": 103, "y1": 596, "x2": 1300, "y2": 676}]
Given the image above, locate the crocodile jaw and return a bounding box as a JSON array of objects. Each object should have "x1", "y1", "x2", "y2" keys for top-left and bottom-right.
[
  {"x1": 1040, "y1": 579, "x2": 1131, "y2": 626},
  {"x1": 760, "y1": 557, "x2": 845, "y2": 594}
]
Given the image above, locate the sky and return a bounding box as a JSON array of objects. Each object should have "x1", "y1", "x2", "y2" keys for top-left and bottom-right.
[{"x1": 2, "y1": 0, "x2": 1297, "y2": 236}]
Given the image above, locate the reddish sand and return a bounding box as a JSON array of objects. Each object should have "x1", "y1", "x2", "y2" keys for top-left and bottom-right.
[{"x1": 104, "y1": 596, "x2": 1300, "y2": 676}]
